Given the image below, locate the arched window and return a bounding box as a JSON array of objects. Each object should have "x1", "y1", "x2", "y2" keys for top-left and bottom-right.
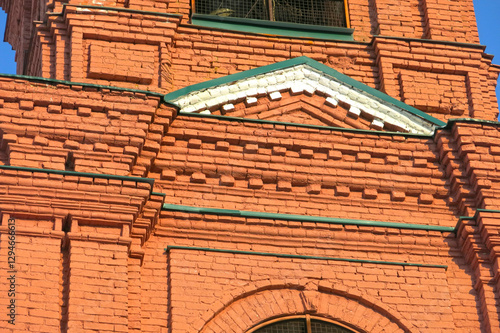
[{"x1": 248, "y1": 315, "x2": 361, "y2": 333}]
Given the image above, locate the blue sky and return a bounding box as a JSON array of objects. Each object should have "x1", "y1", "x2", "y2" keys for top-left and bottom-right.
[
  {"x1": 0, "y1": 2, "x2": 498, "y2": 101},
  {"x1": 474, "y1": 1, "x2": 500, "y2": 106}
]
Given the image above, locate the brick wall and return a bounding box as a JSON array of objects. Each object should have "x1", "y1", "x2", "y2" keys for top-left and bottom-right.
[
  {"x1": 0, "y1": 0, "x2": 499, "y2": 332},
  {"x1": 66, "y1": 240, "x2": 129, "y2": 332},
  {"x1": 0, "y1": 227, "x2": 62, "y2": 332},
  {"x1": 154, "y1": 115, "x2": 453, "y2": 226},
  {"x1": 1, "y1": 0, "x2": 497, "y2": 121},
  {"x1": 0, "y1": 81, "x2": 499, "y2": 331}
]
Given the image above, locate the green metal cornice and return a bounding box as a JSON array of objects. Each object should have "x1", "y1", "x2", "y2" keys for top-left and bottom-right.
[
  {"x1": 476, "y1": 208, "x2": 500, "y2": 214},
  {"x1": 0, "y1": 165, "x2": 155, "y2": 189},
  {"x1": 373, "y1": 35, "x2": 486, "y2": 50},
  {"x1": 440, "y1": 118, "x2": 500, "y2": 129},
  {"x1": 165, "y1": 245, "x2": 448, "y2": 269},
  {"x1": 177, "y1": 112, "x2": 434, "y2": 138},
  {"x1": 60, "y1": 4, "x2": 183, "y2": 19},
  {"x1": 454, "y1": 210, "x2": 500, "y2": 230},
  {"x1": 162, "y1": 203, "x2": 455, "y2": 232},
  {"x1": 0, "y1": 73, "x2": 165, "y2": 97}
]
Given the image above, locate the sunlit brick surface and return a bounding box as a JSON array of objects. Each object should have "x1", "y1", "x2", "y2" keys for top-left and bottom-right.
[{"x1": 0, "y1": 0, "x2": 499, "y2": 332}]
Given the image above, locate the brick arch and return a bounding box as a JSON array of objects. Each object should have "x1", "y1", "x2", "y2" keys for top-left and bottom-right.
[{"x1": 198, "y1": 286, "x2": 415, "y2": 333}]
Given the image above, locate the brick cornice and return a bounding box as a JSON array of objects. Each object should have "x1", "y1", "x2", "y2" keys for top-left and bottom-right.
[{"x1": 0, "y1": 167, "x2": 164, "y2": 259}]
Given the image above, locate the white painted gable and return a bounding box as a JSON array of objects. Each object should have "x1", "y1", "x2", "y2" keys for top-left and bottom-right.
[{"x1": 167, "y1": 59, "x2": 443, "y2": 135}]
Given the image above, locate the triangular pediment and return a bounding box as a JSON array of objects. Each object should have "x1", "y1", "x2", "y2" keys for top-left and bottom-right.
[{"x1": 164, "y1": 57, "x2": 445, "y2": 134}]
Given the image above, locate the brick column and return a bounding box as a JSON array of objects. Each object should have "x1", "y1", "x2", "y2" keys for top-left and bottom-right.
[
  {"x1": 373, "y1": 0, "x2": 426, "y2": 38},
  {"x1": 420, "y1": 0, "x2": 479, "y2": 43}
]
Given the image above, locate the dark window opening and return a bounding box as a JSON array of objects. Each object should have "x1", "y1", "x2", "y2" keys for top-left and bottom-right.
[
  {"x1": 195, "y1": 0, "x2": 348, "y2": 28},
  {"x1": 255, "y1": 319, "x2": 306, "y2": 333},
  {"x1": 250, "y1": 316, "x2": 357, "y2": 333}
]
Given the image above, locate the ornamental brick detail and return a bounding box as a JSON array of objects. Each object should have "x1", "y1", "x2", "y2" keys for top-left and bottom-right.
[{"x1": 88, "y1": 41, "x2": 157, "y2": 84}]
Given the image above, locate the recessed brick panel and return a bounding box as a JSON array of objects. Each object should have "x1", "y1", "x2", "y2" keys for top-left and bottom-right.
[
  {"x1": 399, "y1": 70, "x2": 469, "y2": 117},
  {"x1": 88, "y1": 41, "x2": 156, "y2": 84}
]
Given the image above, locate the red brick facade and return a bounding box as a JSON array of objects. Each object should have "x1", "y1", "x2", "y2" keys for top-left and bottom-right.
[{"x1": 0, "y1": 0, "x2": 500, "y2": 332}]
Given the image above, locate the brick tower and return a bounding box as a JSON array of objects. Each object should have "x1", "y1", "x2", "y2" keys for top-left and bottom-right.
[{"x1": 0, "y1": 0, "x2": 500, "y2": 332}]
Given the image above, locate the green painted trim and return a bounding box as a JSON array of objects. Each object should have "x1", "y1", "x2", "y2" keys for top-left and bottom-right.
[
  {"x1": 468, "y1": 209, "x2": 500, "y2": 223},
  {"x1": 162, "y1": 203, "x2": 455, "y2": 232},
  {"x1": 164, "y1": 57, "x2": 307, "y2": 100},
  {"x1": 454, "y1": 216, "x2": 474, "y2": 230},
  {"x1": 165, "y1": 245, "x2": 448, "y2": 269},
  {"x1": 151, "y1": 192, "x2": 167, "y2": 197},
  {"x1": 476, "y1": 209, "x2": 500, "y2": 214},
  {"x1": 62, "y1": 4, "x2": 183, "y2": 19},
  {"x1": 442, "y1": 118, "x2": 500, "y2": 129},
  {"x1": 454, "y1": 210, "x2": 500, "y2": 229},
  {"x1": 0, "y1": 73, "x2": 165, "y2": 97},
  {"x1": 373, "y1": 35, "x2": 486, "y2": 50},
  {"x1": 192, "y1": 14, "x2": 354, "y2": 41},
  {"x1": 164, "y1": 56, "x2": 446, "y2": 127},
  {"x1": 0, "y1": 165, "x2": 155, "y2": 188},
  {"x1": 178, "y1": 112, "x2": 433, "y2": 138}
]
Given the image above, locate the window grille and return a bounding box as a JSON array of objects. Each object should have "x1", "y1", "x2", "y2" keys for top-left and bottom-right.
[
  {"x1": 249, "y1": 316, "x2": 357, "y2": 333},
  {"x1": 254, "y1": 319, "x2": 306, "y2": 333},
  {"x1": 195, "y1": 0, "x2": 347, "y2": 27}
]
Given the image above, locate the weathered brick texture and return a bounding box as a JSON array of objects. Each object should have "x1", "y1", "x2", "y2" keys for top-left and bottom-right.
[
  {"x1": 1, "y1": 0, "x2": 498, "y2": 121},
  {"x1": 0, "y1": 0, "x2": 499, "y2": 332},
  {"x1": 66, "y1": 240, "x2": 129, "y2": 333},
  {"x1": 0, "y1": 229, "x2": 62, "y2": 332},
  {"x1": 154, "y1": 115, "x2": 453, "y2": 226}
]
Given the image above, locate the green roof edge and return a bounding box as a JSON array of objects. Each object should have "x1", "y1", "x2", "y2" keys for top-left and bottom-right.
[
  {"x1": 62, "y1": 4, "x2": 183, "y2": 18},
  {"x1": 465, "y1": 208, "x2": 500, "y2": 221},
  {"x1": 454, "y1": 209, "x2": 500, "y2": 230},
  {"x1": 163, "y1": 56, "x2": 446, "y2": 127},
  {"x1": 0, "y1": 73, "x2": 165, "y2": 97},
  {"x1": 3, "y1": 67, "x2": 499, "y2": 139},
  {"x1": 178, "y1": 112, "x2": 433, "y2": 138},
  {"x1": 441, "y1": 118, "x2": 500, "y2": 129},
  {"x1": 162, "y1": 203, "x2": 455, "y2": 232},
  {"x1": 476, "y1": 208, "x2": 500, "y2": 214},
  {"x1": 163, "y1": 57, "x2": 308, "y2": 100},
  {"x1": 165, "y1": 245, "x2": 448, "y2": 269},
  {"x1": 373, "y1": 35, "x2": 486, "y2": 50},
  {"x1": 178, "y1": 114, "x2": 500, "y2": 139},
  {"x1": 0, "y1": 165, "x2": 155, "y2": 189}
]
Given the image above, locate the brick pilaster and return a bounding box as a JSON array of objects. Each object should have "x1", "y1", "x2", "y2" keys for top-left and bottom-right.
[
  {"x1": 457, "y1": 211, "x2": 500, "y2": 332},
  {"x1": 65, "y1": 224, "x2": 132, "y2": 333},
  {"x1": 0, "y1": 213, "x2": 65, "y2": 332}
]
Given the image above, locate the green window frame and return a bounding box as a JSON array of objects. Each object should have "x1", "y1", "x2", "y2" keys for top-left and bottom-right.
[
  {"x1": 191, "y1": 0, "x2": 354, "y2": 41},
  {"x1": 194, "y1": 0, "x2": 350, "y2": 28}
]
